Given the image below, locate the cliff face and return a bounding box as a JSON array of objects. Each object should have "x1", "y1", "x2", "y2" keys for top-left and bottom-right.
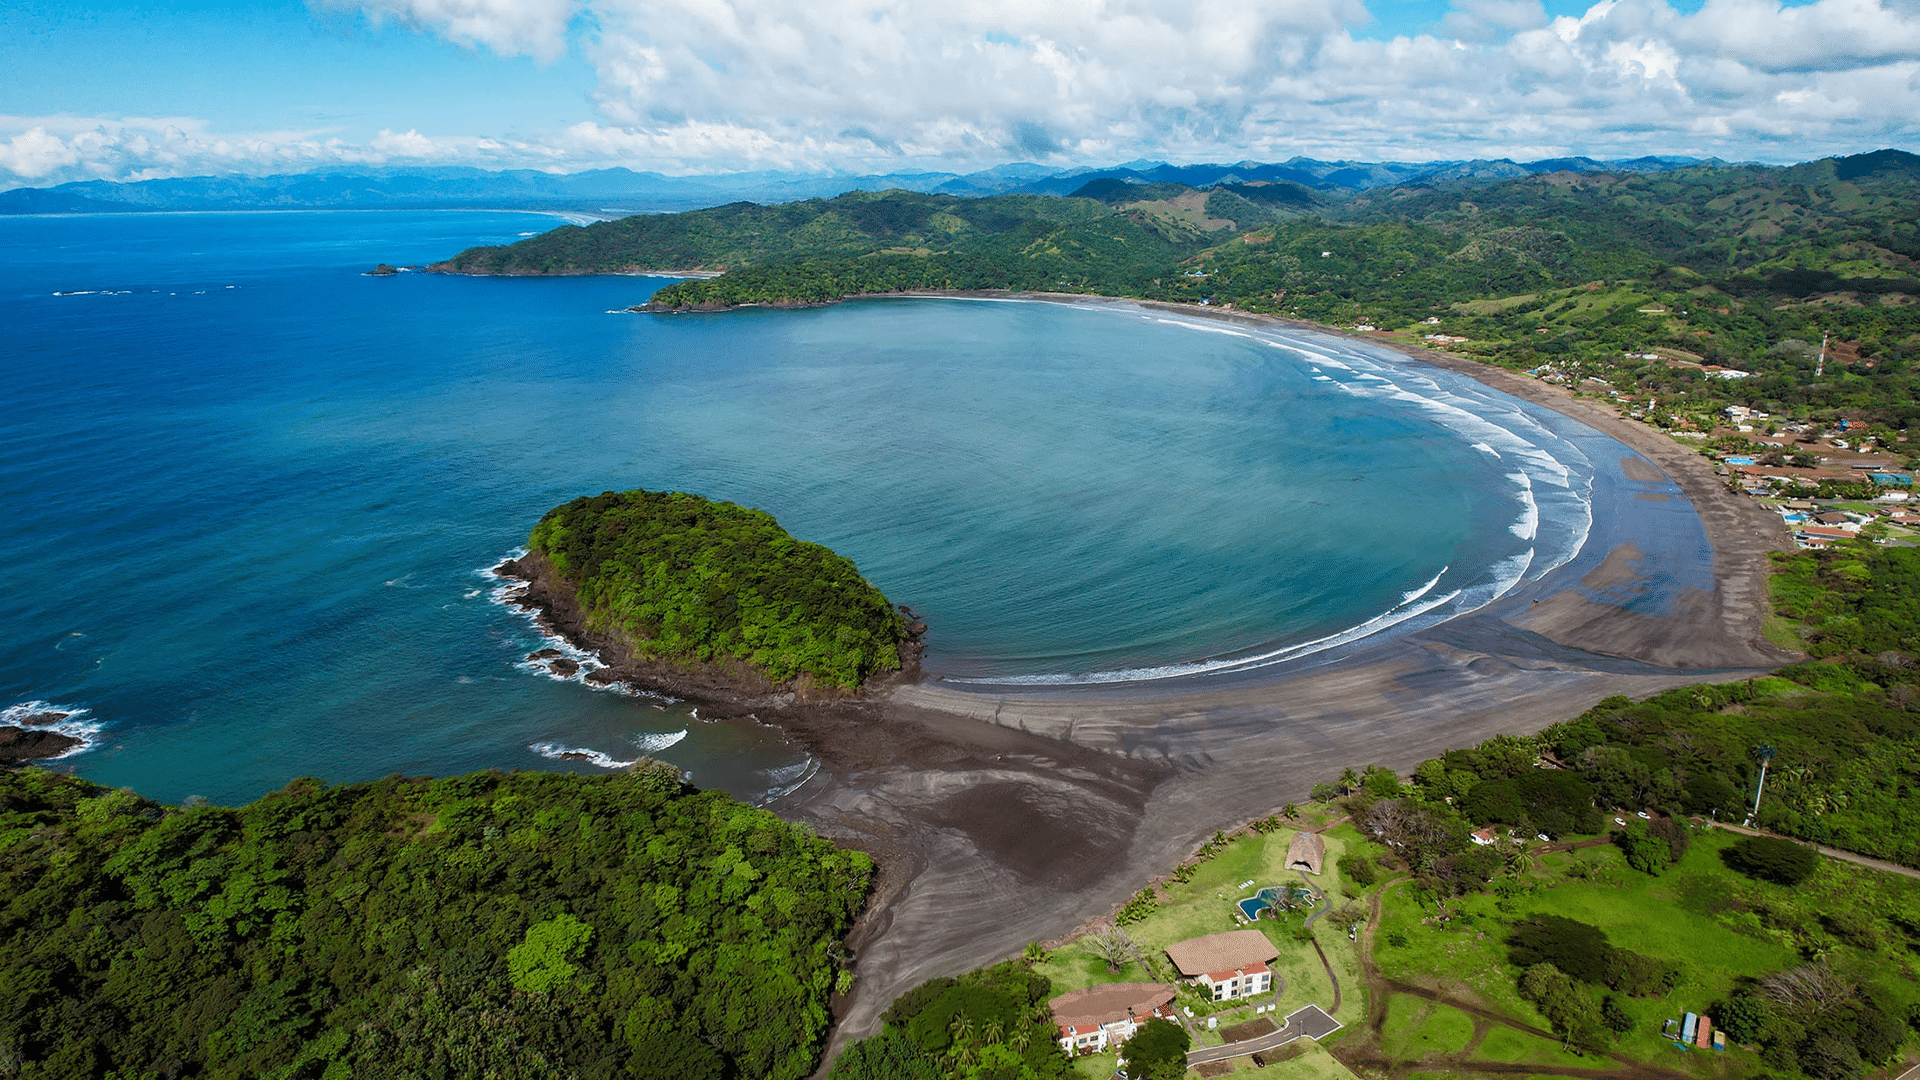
[{"x1": 496, "y1": 550, "x2": 923, "y2": 709}]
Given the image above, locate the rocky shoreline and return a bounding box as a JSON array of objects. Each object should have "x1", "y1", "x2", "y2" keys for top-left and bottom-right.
[
  {"x1": 0, "y1": 709, "x2": 83, "y2": 765},
  {"x1": 492, "y1": 549, "x2": 927, "y2": 715}
]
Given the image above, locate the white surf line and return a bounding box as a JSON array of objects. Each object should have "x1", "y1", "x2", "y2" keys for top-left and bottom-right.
[
  {"x1": 954, "y1": 567, "x2": 1457, "y2": 686},
  {"x1": 0, "y1": 701, "x2": 104, "y2": 760},
  {"x1": 528, "y1": 742, "x2": 637, "y2": 769},
  {"x1": 635, "y1": 729, "x2": 688, "y2": 753},
  {"x1": 479, "y1": 553, "x2": 677, "y2": 702}
]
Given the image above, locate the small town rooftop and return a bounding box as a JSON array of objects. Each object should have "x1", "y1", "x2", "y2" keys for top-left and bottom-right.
[{"x1": 1164, "y1": 929, "x2": 1280, "y2": 977}]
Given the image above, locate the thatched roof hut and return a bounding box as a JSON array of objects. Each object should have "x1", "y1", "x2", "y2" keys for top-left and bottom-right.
[{"x1": 1285, "y1": 831, "x2": 1325, "y2": 875}]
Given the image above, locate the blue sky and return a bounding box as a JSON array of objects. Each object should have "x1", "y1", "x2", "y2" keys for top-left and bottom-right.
[{"x1": 3, "y1": 0, "x2": 1914, "y2": 184}]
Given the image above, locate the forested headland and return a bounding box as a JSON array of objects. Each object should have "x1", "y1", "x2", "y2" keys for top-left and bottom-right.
[
  {"x1": 0, "y1": 764, "x2": 873, "y2": 1079},
  {"x1": 523, "y1": 489, "x2": 911, "y2": 691},
  {"x1": 435, "y1": 149, "x2": 1920, "y2": 438}
]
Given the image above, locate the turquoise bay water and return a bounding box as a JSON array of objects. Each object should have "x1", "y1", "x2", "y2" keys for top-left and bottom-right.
[{"x1": 2, "y1": 210, "x2": 1599, "y2": 804}]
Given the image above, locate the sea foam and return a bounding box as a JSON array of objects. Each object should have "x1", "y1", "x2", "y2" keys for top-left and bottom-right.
[
  {"x1": 1, "y1": 701, "x2": 104, "y2": 760},
  {"x1": 528, "y1": 742, "x2": 636, "y2": 769},
  {"x1": 952, "y1": 305, "x2": 1599, "y2": 686}
]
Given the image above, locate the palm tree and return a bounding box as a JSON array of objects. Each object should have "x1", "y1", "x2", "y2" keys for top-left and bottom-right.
[
  {"x1": 1747, "y1": 744, "x2": 1776, "y2": 824},
  {"x1": 1008, "y1": 1021, "x2": 1032, "y2": 1053},
  {"x1": 1505, "y1": 845, "x2": 1535, "y2": 876},
  {"x1": 949, "y1": 1014, "x2": 974, "y2": 1055},
  {"x1": 1282, "y1": 802, "x2": 1298, "y2": 820},
  {"x1": 983, "y1": 1018, "x2": 1005, "y2": 1046},
  {"x1": 1339, "y1": 767, "x2": 1360, "y2": 796}
]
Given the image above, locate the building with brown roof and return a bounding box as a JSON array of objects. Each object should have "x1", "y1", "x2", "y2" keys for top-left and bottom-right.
[
  {"x1": 1285, "y1": 831, "x2": 1325, "y2": 874},
  {"x1": 1165, "y1": 929, "x2": 1280, "y2": 1002},
  {"x1": 1048, "y1": 983, "x2": 1177, "y2": 1055}
]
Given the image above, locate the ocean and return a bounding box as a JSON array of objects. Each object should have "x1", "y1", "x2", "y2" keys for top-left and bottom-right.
[{"x1": 2, "y1": 209, "x2": 1614, "y2": 805}]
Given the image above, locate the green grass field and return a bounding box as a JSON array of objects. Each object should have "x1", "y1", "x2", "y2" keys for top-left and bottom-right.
[
  {"x1": 1379, "y1": 994, "x2": 1476, "y2": 1059},
  {"x1": 1364, "y1": 823, "x2": 1920, "y2": 1078},
  {"x1": 1033, "y1": 814, "x2": 1374, "y2": 1067}
]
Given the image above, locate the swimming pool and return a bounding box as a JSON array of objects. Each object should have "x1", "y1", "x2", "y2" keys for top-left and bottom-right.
[{"x1": 1237, "y1": 885, "x2": 1314, "y2": 920}]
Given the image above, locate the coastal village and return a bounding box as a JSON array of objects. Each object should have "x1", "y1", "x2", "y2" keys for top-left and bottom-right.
[{"x1": 1355, "y1": 320, "x2": 1920, "y2": 553}]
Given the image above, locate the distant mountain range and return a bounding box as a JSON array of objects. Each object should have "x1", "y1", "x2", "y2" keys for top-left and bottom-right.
[{"x1": 0, "y1": 155, "x2": 1723, "y2": 216}]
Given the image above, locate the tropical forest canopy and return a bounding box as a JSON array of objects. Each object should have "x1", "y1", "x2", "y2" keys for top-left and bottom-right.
[
  {"x1": 826, "y1": 961, "x2": 1071, "y2": 1080},
  {"x1": 1399, "y1": 538, "x2": 1920, "y2": 869},
  {"x1": 0, "y1": 765, "x2": 872, "y2": 1080},
  {"x1": 530, "y1": 489, "x2": 907, "y2": 689}
]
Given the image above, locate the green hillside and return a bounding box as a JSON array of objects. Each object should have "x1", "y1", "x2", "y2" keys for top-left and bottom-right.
[
  {"x1": 0, "y1": 765, "x2": 873, "y2": 1080},
  {"x1": 432, "y1": 152, "x2": 1920, "y2": 434}
]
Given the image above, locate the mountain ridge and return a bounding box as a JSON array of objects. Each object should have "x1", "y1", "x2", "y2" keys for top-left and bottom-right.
[{"x1": 0, "y1": 154, "x2": 1733, "y2": 216}]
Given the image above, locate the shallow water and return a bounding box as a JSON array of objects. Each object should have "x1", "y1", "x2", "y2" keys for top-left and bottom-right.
[{"x1": 3, "y1": 209, "x2": 1612, "y2": 804}]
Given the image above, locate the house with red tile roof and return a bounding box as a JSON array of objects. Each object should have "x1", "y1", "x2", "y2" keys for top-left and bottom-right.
[
  {"x1": 1049, "y1": 983, "x2": 1178, "y2": 1054},
  {"x1": 1165, "y1": 929, "x2": 1279, "y2": 1002}
]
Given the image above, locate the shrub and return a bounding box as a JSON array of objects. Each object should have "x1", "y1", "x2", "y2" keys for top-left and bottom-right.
[
  {"x1": 1613, "y1": 823, "x2": 1670, "y2": 875},
  {"x1": 1123, "y1": 1017, "x2": 1191, "y2": 1080},
  {"x1": 1338, "y1": 852, "x2": 1379, "y2": 888},
  {"x1": 1116, "y1": 888, "x2": 1157, "y2": 925},
  {"x1": 1716, "y1": 992, "x2": 1772, "y2": 1044},
  {"x1": 1723, "y1": 835, "x2": 1820, "y2": 885},
  {"x1": 1508, "y1": 915, "x2": 1611, "y2": 984}
]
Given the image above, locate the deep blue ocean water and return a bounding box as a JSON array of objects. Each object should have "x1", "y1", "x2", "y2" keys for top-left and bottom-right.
[{"x1": 2, "y1": 210, "x2": 1609, "y2": 804}]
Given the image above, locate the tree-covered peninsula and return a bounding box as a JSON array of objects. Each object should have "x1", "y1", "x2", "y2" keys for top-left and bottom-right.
[
  {"x1": 435, "y1": 150, "x2": 1920, "y2": 432},
  {"x1": 521, "y1": 489, "x2": 910, "y2": 691},
  {"x1": 0, "y1": 764, "x2": 873, "y2": 1080}
]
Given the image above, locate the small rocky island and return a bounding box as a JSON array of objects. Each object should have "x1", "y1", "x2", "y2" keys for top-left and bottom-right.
[
  {"x1": 497, "y1": 489, "x2": 923, "y2": 705},
  {"x1": 0, "y1": 708, "x2": 82, "y2": 764}
]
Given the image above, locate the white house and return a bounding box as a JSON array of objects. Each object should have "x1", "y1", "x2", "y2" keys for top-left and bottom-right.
[
  {"x1": 1165, "y1": 930, "x2": 1280, "y2": 1002},
  {"x1": 1051, "y1": 983, "x2": 1178, "y2": 1054}
]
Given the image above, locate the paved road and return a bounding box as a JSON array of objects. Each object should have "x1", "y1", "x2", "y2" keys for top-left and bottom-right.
[
  {"x1": 1187, "y1": 1018, "x2": 1300, "y2": 1065},
  {"x1": 1187, "y1": 1007, "x2": 1341, "y2": 1065},
  {"x1": 1712, "y1": 823, "x2": 1920, "y2": 881}
]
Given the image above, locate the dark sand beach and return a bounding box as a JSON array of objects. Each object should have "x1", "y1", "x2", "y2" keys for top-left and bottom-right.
[{"x1": 506, "y1": 293, "x2": 1800, "y2": 1067}]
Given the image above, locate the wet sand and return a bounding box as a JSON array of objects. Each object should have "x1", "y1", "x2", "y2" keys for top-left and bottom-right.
[
  {"x1": 511, "y1": 290, "x2": 1800, "y2": 1069},
  {"x1": 763, "y1": 295, "x2": 1802, "y2": 1064}
]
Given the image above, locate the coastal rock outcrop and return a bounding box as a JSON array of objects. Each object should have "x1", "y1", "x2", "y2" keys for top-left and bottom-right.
[{"x1": 0, "y1": 723, "x2": 81, "y2": 764}]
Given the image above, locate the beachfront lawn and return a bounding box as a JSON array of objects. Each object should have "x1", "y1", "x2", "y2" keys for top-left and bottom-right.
[
  {"x1": 1035, "y1": 812, "x2": 1376, "y2": 1061},
  {"x1": 1066, "y1": 1048, "x2": 1118, "y2": 1080},
  {"x1": 1116, "y1": 822, "x2": 1371, "y2": 1034},
  {"x1": 1032, "y1": 946, "x2": 1155, "y2": 995}
]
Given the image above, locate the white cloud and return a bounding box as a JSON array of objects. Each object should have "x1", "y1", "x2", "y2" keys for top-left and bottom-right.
[
  {"x1": 0, "y1": 128, "x2": 82, "y2": 179},
  {"x1": 313, "y1": 0, "x2": 579, "y2": 62},
  {"x1": 7, "y1": 0, "x2": 1920, "y2": 186}
]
